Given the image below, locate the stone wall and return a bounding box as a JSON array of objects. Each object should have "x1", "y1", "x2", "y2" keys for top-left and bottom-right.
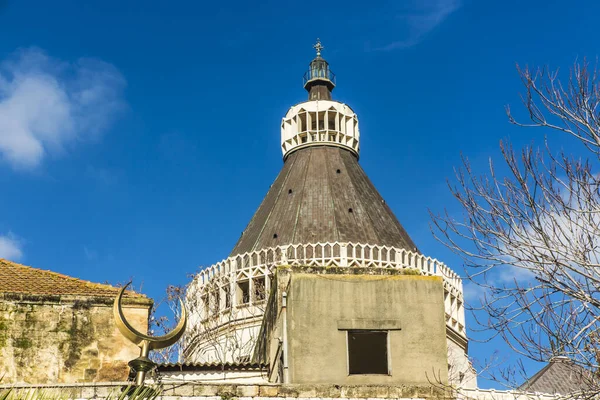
[
  {"x1": 0, "y1": 293, "x2": 151, "y2": 383},
  {"x1": 0, "y1": 382, "x2": 452, "y2": 400},
  {"x1": 0, "y1": 382, "x2": 567, "y2": 400}
]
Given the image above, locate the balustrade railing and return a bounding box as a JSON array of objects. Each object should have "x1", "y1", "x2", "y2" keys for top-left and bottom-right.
[
  {"x1": 196, "y1": 242, "x2": 461, "y2": 291},
  {"x1": 191, "y1": 242, "x2": 465, "y2": 336}
]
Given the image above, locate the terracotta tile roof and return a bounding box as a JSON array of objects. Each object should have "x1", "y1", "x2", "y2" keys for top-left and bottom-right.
[
  {"x1": 0, "y1": 258, "x2": 147, "y2": 298},
  {"x1": 520, "y1": 357, "x2": 594, "y2": 394}
]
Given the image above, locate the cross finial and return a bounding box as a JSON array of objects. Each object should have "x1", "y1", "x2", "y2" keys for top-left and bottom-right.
[{"x1": 314, "y1": 38, "x2": 324, "y2": 57}]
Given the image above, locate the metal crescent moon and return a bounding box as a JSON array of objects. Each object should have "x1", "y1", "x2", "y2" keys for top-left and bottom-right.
[{"x1": 113, "y1": 282, "x2": 187, "y2": 351}]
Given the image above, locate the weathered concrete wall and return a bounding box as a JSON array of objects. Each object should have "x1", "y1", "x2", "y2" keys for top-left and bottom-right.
[
  {"x1": 287, "y1": 271, "x2": 449, "y2": 385},
  {"x1": 0, "y1": 294, "x2": 151, "y2": 383}
]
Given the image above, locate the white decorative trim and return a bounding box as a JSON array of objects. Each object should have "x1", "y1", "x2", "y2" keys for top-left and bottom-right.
[
  {"x1": 188, "y1": 242, "x2": 465, "y2": 339},
  {"x1": 281, "y1": 100, "x2": 359, "y2": 159}
]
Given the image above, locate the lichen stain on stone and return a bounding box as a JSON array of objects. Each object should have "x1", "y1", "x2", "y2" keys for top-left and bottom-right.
[
  {"x1": 62, "y1": 309, "x2": 97, "y2": 371},
  {"x1": 0, "y1": 298, "x2": 149, "y2": 383}
]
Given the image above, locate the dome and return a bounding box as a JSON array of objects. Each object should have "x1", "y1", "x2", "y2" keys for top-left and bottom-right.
[{"x1": 230, "y1": 146, "x2": 418, "y2": 256}]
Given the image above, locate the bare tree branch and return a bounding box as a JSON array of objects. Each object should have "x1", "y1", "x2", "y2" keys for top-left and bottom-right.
[{"x1": 431, "y1": 59, "x2": 600, "y2": 394}]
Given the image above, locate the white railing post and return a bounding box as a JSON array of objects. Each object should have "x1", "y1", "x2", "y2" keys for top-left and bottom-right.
[
  {"x1": 340, "y1": 243, "x2": 348, "y2": 267},
  {"x1": 281, "y1": 245, "x2": 288, "y2": 265}
]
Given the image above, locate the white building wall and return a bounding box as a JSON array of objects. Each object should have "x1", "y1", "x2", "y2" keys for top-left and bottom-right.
[{"x1": 448, "y1": 338, "x2": 478, "y2": 389}]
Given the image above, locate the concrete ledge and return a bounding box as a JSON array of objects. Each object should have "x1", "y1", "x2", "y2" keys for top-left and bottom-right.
[{"x1": 337, "y1": 320, "x2": 402, "y2": 330}]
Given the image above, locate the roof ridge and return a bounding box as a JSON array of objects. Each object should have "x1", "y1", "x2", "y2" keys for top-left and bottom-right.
[{"x1": 1, "y1": 258, "x2": 112, "y2": 288}]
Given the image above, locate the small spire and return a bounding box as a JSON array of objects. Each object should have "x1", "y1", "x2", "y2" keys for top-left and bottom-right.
[
  {"x1": 313, "y1": 38, "x2": 324, "y2": 58},
  {"x1": 304, "y1": 39, "x2": 335, "y2": 100}
]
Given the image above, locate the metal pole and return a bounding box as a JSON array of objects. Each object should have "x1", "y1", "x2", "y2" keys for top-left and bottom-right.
[{"x1": 282, "y1": 291, "x2": 289, "y2": 384}]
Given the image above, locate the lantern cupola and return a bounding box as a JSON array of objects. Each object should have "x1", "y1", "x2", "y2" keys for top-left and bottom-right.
[
  {"x1": 281, "y1": 39, "x2": 359, "y2": 159},
  {"x1": 303, "y1": 39, "x2": 336, "y2": 100}
]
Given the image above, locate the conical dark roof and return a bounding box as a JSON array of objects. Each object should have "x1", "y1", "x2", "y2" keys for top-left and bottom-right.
[{"x1": 230, "y1": 146, "x2": 418, "y2": 256}]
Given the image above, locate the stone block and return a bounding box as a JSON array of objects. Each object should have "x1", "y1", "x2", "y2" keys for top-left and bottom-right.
[
  {"x1": 236, "y1": 386, "x2": 260, "y2": 397},
  {"x1": 194, "y1": 385, "x2": 220, "y2": 396},
  {"x1": 80, "y1": 387, "x2": 96, "y2": 399},
  {"x1": 259, "y1": 385, "x2": 280, "y2": 397},
  {"x1": 295, "y1": 386, "x2": 317, "y2": 398},
  {"x1": 174, "y1": 383, "x2": 195, "y2": 397},
  {"x1": 215, "y1": 384, "x2": 236, "y2": 398},
  {"x1": 367, "y1": 386, "x2": 390, "y2": 398},
  {"x1": 279, "y1": 385, "x2": 300, "y2": 397}
]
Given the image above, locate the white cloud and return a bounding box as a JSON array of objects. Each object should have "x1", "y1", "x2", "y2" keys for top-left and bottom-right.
[
  {"x1": 0, "y1": 233, "x2": 23, "y2": 260},
  {"x1": 463, "y1": 281, "x2": 484, "y2": 304},
  {"x1": 496, "y1": 263, "x2": 536, "y2": 284},
  {"x1": 377, "y1": 0, "x2": 461, "y2": 50},
  {"x1": 0, "y1": 48, "x2": 126, "y2": 170}
]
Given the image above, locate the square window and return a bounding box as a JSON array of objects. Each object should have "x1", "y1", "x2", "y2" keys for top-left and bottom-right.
[{"x1": 347, "y1": 330, "x2": 389, "y2": 375}]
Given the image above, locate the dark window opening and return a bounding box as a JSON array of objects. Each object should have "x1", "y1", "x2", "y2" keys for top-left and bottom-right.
[
  {"x1": 201, "y1": 295, "x2": 209, "y2": 314},
  {"x1": 348, "y1": 208, "x2": 353, "y2": 213},
  {"x1": 348, "y1": 330, "x2": 388, "y2": 375},
  {"x1": 288, "y1": 189, "x2": 293, "y2": 195},
  {"x1": 223, "y1": 285, "x2": 231, "y2": 309},
  {"x1": 254, "y1": 276, "x2": 266, "y2": 301},
  {"x1": 237, "y1": 280, "x2": 250, "y2": 304},
  {"x1": 212, "y1": 290, "x2": 220, "y2": 311},
  {"x1": 273, "y1": 233, "x2": 278, "y2": 239},
  {"x1": 336, "y1": 169, "x2": 341, "y2": 174}
]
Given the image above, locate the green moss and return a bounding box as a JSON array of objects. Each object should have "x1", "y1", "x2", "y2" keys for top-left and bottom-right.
[
  {"x1": 14, "y1": 337, "x2": 32, "y2": 349},
  {"x1": 0, "y1": 316, "x2": 9, "y2": 348},
  {"x1": 219, "y1": 393, "x2": 235, "y2": 400},
  {"x1": 61, "y1": 312, "x2": 96, "y2": 370},
  {"x1": 72, "y1": 300, "x2": 94, "y2": 310},
  {"x1": 403, "y1": 268, "x2": 422, "y2": 275}
]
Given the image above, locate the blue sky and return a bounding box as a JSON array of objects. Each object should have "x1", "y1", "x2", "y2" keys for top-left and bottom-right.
[{"x1": 0, "y1": 0, "x2": 598, "y2": 387}]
